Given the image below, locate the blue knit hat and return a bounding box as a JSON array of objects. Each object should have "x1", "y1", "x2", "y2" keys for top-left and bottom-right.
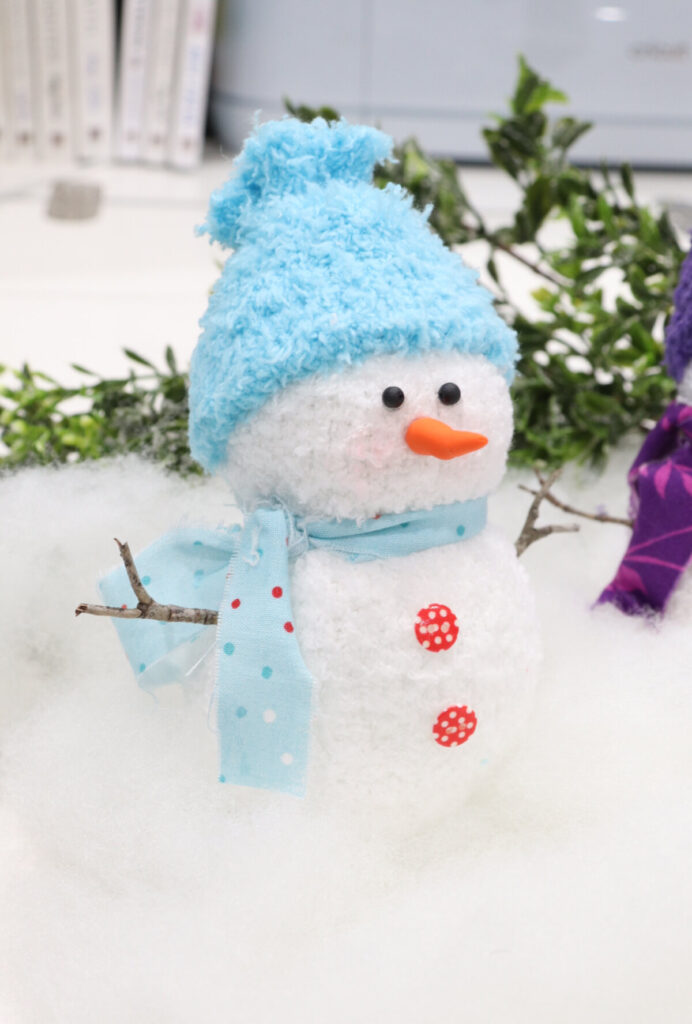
[{"x1": 189, "y1": 117, "x2": 517, "y2": 472}]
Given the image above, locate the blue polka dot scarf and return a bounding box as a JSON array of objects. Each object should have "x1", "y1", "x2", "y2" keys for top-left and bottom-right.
[{"x1": 99, "y1": 499, "x2": 487, "y2": 796}]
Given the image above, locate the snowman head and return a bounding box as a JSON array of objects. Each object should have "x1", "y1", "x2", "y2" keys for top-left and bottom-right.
[
  {"x1": 190, "y1": 118, "x2": 517, "y2": 518},
  {"x1": 221, "y1": 351, "x2": 512, "y2": 519}
]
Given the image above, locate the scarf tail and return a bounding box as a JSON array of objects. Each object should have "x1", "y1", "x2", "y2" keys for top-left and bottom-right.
[{"x1": 598, "y1": 402, "x2": 692, "y2": 614}]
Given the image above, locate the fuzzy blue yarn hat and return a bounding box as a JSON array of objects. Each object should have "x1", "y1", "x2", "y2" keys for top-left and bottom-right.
[
  {"x1": 664, "y1": 243, "x2": 692, "y2": 383},
  {"x1": 189, "y1": 117, "x2": 517, "y2": 472}
]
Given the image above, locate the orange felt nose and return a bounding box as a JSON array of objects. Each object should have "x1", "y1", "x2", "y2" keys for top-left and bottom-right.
[{"x1": 405, "y1": 417, "x2": 488, "y2": 460}]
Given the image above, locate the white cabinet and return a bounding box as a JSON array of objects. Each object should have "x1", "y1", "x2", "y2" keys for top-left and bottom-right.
[{"x1": 210, "y1": 0, "x2": 692, "y2": 166}]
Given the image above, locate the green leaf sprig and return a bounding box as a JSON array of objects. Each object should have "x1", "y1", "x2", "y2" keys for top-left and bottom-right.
[{"x1": 0, "y1": 348, "x2": 201, "y2": 475}]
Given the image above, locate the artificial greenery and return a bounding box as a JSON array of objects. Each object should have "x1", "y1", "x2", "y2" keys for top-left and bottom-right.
[
  {"x1": 0, "y1": 348, "x2": 201, "y2": 475},
  {"x1": 1, "y1": 57, "x2": 685, "y2": 474}
]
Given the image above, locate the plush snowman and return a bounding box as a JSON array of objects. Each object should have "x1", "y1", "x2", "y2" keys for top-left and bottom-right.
[
  {"x1": 600, "y1": 245, "x2": 692, "y2": 620},
  {"x1": 101, "y1": 118, "x2": 540, "y2": 822}
]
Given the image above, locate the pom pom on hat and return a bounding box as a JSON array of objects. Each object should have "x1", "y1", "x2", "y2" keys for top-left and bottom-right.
[
  {"x1": 189, "y1": 117, "x2": 518, "y2": 473},
  {"x1": 200, "y1": 118, "x2": 393, "y2": 249},
  {"x1": 665, "y1": 243, "x2": 692, "y2": 383}
]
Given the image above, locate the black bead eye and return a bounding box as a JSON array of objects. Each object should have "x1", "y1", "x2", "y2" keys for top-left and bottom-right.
[
  {"x1": 382, "y1": 386, "x2": 405, "y2": 409},
  {"x1": 438, "y1": 382, "x2": 461, "y2": 406}
]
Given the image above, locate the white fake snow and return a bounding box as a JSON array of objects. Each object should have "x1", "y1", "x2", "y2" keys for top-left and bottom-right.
[{"x1": 1, "y1": 449, "x2": 691, "y2": 1023}]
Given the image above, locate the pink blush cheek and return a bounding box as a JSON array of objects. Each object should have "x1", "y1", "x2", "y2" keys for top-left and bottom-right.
[{"x1": 346, "y1": 426, "x2": 403, "y2": 470}]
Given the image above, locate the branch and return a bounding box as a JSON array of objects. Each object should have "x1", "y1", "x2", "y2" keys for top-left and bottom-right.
[
  {"x1": 515, "y1": 468, "x2": 580, "y2": 557},
  {"x1": 491, "y1": 239, "x2": 568, "y2": 289},
  {"x1": 519, "y1": 472, "x2": 633, "y2": 528},
  {"x1": 456, "y1": 221, "x2": 568, "y2": 290},
  {"x1": 75, "y1": 539, "x2": 218, "y2": 626},
  {"x1": 115, "y1": 537, "x2": 151, "y2": 603}
]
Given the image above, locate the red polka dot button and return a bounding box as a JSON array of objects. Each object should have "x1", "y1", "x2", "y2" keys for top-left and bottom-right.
[
  {"x1": 231, "y1": 598, "x2": 241, "y2": 609},
  {"x1": 414, "y1": 603, "x2": 459, "y2": 651},
  {"x1": 272, "y1": 586, "x2": 283, "y2": 598},
  {"x1": 433, "y1": 706, "x2": 477, "y2": 747}
]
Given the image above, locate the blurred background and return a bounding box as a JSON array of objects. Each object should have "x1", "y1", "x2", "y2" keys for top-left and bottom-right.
[
  {"x1": 1, "y1": 0, "x2": 692, "y2": 383},
  {"x1": 3, "y1": 0, "x2": 692, "y2": 170}
]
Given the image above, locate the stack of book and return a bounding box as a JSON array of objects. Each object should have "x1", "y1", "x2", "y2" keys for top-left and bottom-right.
[{"x1": 0, "y1": 0, "x2": 217, "y2": 169}]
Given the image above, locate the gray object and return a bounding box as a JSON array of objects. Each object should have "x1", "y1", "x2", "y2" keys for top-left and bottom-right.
[
  {"x1": 210, "y1": 0, "x2": 692, "y2": 166},
  {"x1": 47, "y1": 180, "x2": 102, "y2": 220}
]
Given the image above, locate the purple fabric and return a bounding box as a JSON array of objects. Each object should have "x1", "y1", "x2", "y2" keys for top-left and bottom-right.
[
  {"x1": 664, "y1": 244, "x2": 692, "y2": 382},
  {"x1": 598, "y1": 401, "x2": 692, "y2": 615}
]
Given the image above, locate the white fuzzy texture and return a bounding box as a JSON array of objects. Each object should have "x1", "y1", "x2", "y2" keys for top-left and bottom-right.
[
  {"x1": 292, "y1": 526, "x2": 538, "y2": 823},
  {"x1": 2, "y1": 453, "x2": 692, "y2": 1022},
  {"x1": 225, "y1": 352, "x2": 513, "y2": 518},
  {"x1": 222, "y1": 350, "x2": 532, "y2": 821}
]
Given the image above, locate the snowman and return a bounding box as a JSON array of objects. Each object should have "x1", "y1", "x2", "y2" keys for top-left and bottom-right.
[
  {"x1": 99, "y1": 117, "x2": 541, "y2": 822},
  {"x1": 600, "y1": 244, "x2": 692, "y2": 621}
]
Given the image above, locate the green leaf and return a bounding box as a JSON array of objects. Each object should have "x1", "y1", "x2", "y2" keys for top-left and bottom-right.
[
  {"x1": 512, "y1": 178, "x2": 557, "y2": 244},
  {"x1": 551, "y1": 117, "x2": 592, "y2": 152},
  {"x1": 596, "y1": 194, "x2": 616, "y2": 238},
  {"x1": 566, "y1": 194, "x2": 587, "y2": 238},
  {"x1": 512, "y1": 55, "x2": 567, "y2": 115},
  {"x1": 123, "y1": 349, "x2": 157, "y2": 369},
  {"x1": 165, "y1": 346, "x2": 177, "y2": 373},
  {"x1": 620, "y1": 163, "x2": 635, "y2": 199},
  {"x1": 283, "y1": 99, "x2": 340, "y2": 123}
]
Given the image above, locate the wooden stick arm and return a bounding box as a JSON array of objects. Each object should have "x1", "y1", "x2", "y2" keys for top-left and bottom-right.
[{"x1": 75, "y1": 539, "x2": 218, "y2": 626}]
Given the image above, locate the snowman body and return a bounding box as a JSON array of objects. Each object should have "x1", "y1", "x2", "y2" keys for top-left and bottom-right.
[
  {"x1": 291, "y1": 526, "x2": 538, "y2": 817},
  {"x1": 206, "y1": 351, "x2": 541, "y2": 814}
]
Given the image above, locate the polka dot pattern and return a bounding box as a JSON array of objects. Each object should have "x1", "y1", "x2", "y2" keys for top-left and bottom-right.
[
  {"x1": 414, "y1": 603, "x2": 459, "y2": 651},
  {"x1": 99, "y1": 501, "x2": 490, "y2": 796},
  {"x1": 433, "y1": 705, "x2": 477, "y2": 747}
]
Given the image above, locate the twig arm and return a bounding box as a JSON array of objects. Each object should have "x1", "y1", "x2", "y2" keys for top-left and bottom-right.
[
  {"x1": 515, "y1": 468, "x2": 580, "y2": 557},
  {"x1": 115, "y1": 538, "x2": 152, "y2": 604},
  {"x1": 75, "y1": 539, "x2": 218, "y2": 626},
  {"x1": 519, "y1": 475, "x2": 633, "y2": 528}
]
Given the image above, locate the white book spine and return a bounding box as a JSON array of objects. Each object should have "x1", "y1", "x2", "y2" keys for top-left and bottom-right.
[
  {"x1": 142, "y1": 0, "x2": 181, "y2": 165},
  {"x1": 115, "y1": 0, "x2": 154, "y2": 162},
  {"x1": 31, "y1": 0, "x2": 72, "y2": 161},
  {"x1": 69, "y1": 0, "x2": 115, "y2": 162},
  {"x1": 0, "y1": 21, "x2": 9, "y2": 159},
  {"x1": 167, "y1": 0, "x2": 217, "y2": 170},
  {"x1": 4, "y1": 0, "x2": 36, "y2": 159}
]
